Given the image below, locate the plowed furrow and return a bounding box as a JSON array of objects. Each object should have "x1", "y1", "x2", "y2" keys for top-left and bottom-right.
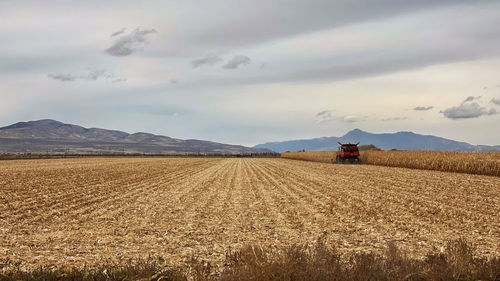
[
  {"x1": 1, "y1": 159, "x2": 181, "y2": 221},
  {"x1": 1, "y1": 157, "x2": 498, "y2": 270},
  {"x1": 274, "y1": 159, "x2": 496, "y2": 229},
  {"x1": 9, "y1": 160, "x2": 212, "y2": 224},
  {"x1": 73, "y1": 159, "x2": 218, "y2": 222}
]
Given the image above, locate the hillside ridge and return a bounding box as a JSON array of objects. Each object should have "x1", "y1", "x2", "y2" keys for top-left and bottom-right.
[
  {"x1": 0, "y1": 119, "x2": 270, "y2": 154},
  {"x1": 254, "y1": 128, "x2": 499, "y2": 152}
]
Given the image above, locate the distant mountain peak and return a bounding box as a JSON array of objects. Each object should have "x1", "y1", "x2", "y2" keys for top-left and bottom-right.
[
  {"x1": 343, "y1": 128, "x2": 369, "y2": 138},
  {"x1": 0, "y1": 119, "x2": 60, "y2": 130}
]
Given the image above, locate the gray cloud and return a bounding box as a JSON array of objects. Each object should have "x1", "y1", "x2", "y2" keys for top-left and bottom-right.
[
  {"x1": 316, "y1": 110, "x2": 331, "y2": 117},
  {"x1": 191, "y1": 55, "x2": 223, "y2": 68},
  {"x1": 315, "y1": 110, "x2": 334, "y2": 122},
  {"x1": 463, "y1": 96, "x2": 481, "y2": 103},
  {"x1": 223, "y1": 55, "x2": 251, "y2": 69},
  {"x1": 178, "y1": 0, "x2": 493, "y2": 52},
  {"x1": 48, "y1": 70, "x2": 126, "y2": 83},
  {"x1": 414, "y1": 106, "x2": 434, "y2": 111},
  {"x1": 491, "y1": 98, "x2": 500, "y2": 106},
  {"x1": 105, "y1": 28, "x2": 157, "y2": 56},
  {"x1": 47, "y1": 73, "x2": 76, "y2": 82},
  {"x1": 252, "y1": 37, "x2": 500, "y2": 84},
  {"x1": 442, "y1": 97, "x2": 497, "y2": 119},
  {"x1": 181, "y1": 2, "x2": 500, "y2": 86},
  {"x1": 82, "y1": 69, "x2": 105, "y2": 80},
  {"x1": 110, "y1": 28, "x2": 126, "y2": 37}
]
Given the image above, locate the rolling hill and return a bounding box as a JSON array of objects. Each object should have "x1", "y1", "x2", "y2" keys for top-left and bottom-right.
[{"x1": 0, "y1": 119, "x2": 271, "y2": 154}]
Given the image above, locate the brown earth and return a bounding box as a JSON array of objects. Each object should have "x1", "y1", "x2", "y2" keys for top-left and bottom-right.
[{"x1": 0, "y1": 157, "x2": 498, "y2": 270}]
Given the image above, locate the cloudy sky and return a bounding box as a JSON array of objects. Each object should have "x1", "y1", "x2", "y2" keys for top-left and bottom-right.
[{"x1": 1, "y1": 0, "x2": 500, "y2": 146}]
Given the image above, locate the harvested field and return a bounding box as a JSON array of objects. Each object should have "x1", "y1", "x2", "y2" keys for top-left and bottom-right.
[
  {"x1": 0, "y1": 157, "x2": 499, "y2": 270},
  {"x1": 282, "y1": 150, "x2": 500, "y2": 176}
]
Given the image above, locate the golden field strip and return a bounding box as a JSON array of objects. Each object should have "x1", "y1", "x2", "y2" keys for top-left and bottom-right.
[
  {"x1": 281, "y1": 150, "x2": 500, "y2": 176},
  {"x1": 0, "y1": 157, "x2": 499, "y2": 270}
]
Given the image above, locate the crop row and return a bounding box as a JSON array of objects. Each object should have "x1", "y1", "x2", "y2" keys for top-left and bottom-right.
[
  {"x1": 281, "y1": 150, "x2": 500, "y2": 176},
  {"x1": 0, "y1": 157, "x2": 498, "y2": 270}
]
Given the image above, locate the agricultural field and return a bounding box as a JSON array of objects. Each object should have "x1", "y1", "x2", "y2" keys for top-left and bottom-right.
[
  {"x1": 282, "y1": 150, "x2": 500, "y2": 176},
  {"x1": 0, "y1": 157, "x2": 499, "y2": 271}
]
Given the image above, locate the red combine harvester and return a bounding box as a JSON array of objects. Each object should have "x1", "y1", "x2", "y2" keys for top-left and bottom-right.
[{"x1": 334, "y1": 142, "x2": 360, "y2": 163}]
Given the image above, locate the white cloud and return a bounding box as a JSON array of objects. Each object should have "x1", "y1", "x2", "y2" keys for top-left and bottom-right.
[
  {"x1": 338, "y1": 115, "x2": 367, "y2": 123},
  {"x1": 315, "y1": 110, "x2": 368, "y2": 123}
]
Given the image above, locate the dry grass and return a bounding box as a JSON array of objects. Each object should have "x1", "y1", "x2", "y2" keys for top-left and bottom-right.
[
  {"x1": 1, "y1": 239, "x2": 499, "y2": 281},
  {"x1": 281, "y1": 151, "x2": 337, "y2": 163},
  {"x1": 282, "y1": 150, "x2": 500, "y2": 176},
  {"x1": 219, "y1": 238, "x2": 500, "y2": 281},
  {"x1": 360, "y1": 150, "x2": 500, "y2": 176}
]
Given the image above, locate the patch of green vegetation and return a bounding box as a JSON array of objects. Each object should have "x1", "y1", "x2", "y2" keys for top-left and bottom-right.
[{"x1": 358, "y1": 144, "x2": 381, "y2": 151}]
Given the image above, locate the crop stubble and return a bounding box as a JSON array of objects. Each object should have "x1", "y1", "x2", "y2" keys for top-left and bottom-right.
[{"x1": 0, "y1": 157, "x2": 498, "y2": 269}]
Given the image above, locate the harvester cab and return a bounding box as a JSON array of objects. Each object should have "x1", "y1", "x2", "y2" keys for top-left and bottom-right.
[{"x1": 334, "y1": 142, "x2": 360, "y2": 163}]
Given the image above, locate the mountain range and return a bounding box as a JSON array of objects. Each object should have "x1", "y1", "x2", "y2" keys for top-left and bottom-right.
[
  {"x1": 0, "y1": 119, "x2": 271, "y2": 154},
  {"x1": 1, "y1": 120, "x2": 498, "y2": 154},
  {"x1": 254, "y1": 129, "x2": 500, "y2": 152}
]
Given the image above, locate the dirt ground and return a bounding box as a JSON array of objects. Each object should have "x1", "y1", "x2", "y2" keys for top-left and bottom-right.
[{"x1": 0, "y1": 157, "x2": 498, "y2": 269}]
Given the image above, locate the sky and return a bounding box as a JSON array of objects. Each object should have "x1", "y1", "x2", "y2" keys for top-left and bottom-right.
[{"x1": 1, "y1": 0, "x2": 500, "y2": 146}]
